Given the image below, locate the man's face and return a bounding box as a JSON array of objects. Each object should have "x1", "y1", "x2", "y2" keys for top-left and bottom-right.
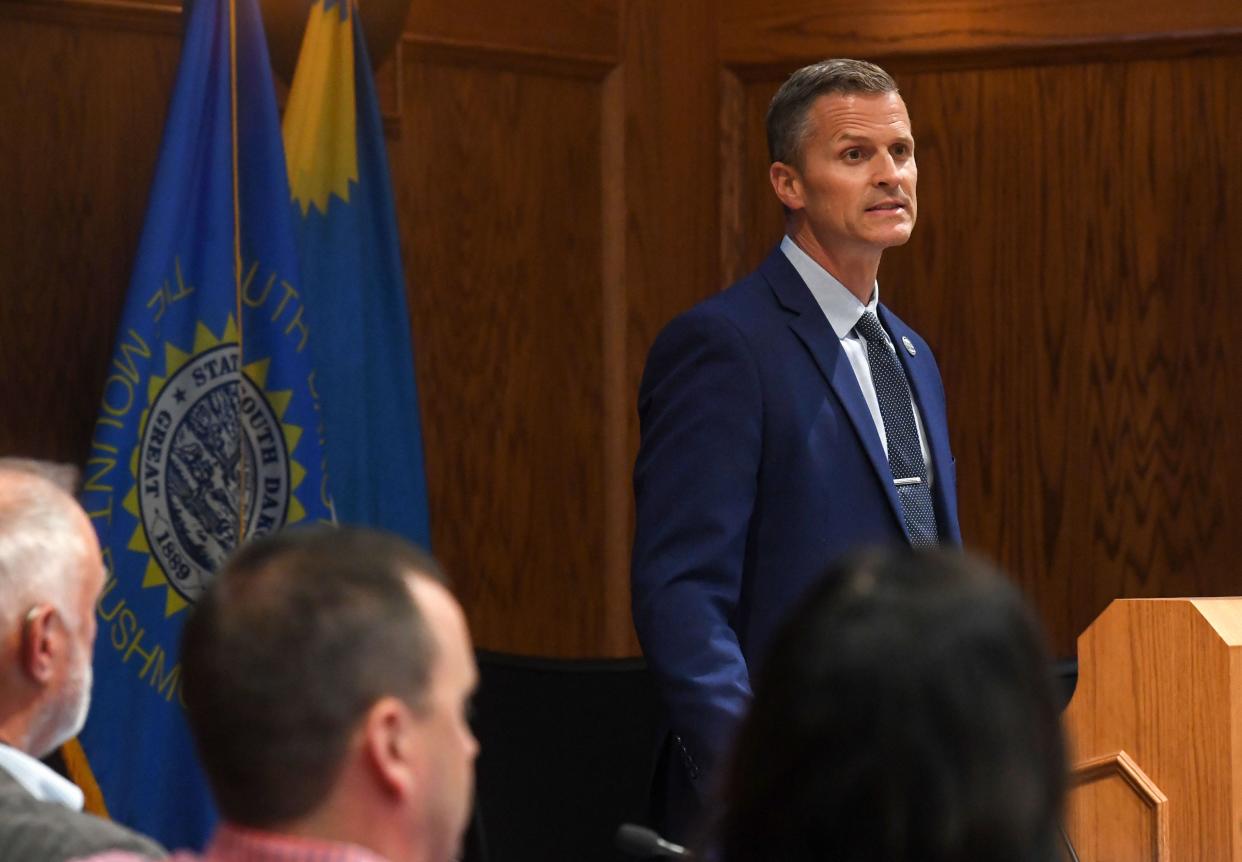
[
  {"x1": 409, "y1": 578, "x2": 479, "y2": 862},
  {"x1": 31, "y1": 511, "x2": 104, "y2": 756},
  {"x1": 781, "y1": 91, "x2": 917, "y2": 259}
]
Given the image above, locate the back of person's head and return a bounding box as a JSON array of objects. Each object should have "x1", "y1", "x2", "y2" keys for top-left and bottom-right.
[
  {"x1": 0, "y1": 461, "x2": 90, "y2": 632},
  {"x1": 716, "y1": 550, "x2": 1066, "y2": 862},
  {"x1": 181, "y1": 525, "x2": 477, "y2": 861},
  {"x1": 0, "y1": 461, "x2": 101, "y2": 757}
]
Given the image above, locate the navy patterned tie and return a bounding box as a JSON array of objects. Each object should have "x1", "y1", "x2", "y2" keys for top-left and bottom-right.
[{"x1": 854, "y1": 311, "x2": 939, "y2": 547}]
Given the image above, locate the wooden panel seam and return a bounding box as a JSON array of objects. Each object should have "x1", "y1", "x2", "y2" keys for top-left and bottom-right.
[
  {"x1": 718, "y1": 68, "x2": 743, "y2": 288},
  {"x1": 403, "y1": 33, "x2": 617, "y2": 80},
  {"x1": 721, "y1": 30, "x2": 1242, "y2": 79},
  {"x1": 0, "y1": 0, "x2": 180, "y2": 32},
  {"x1": 600, "y1": 65, "x2": 628, "y2": 652}
]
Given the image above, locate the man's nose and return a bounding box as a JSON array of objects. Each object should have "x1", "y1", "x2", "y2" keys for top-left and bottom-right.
[{"x1": 875, "y1": 154, "x2": 899, "y2": 186}]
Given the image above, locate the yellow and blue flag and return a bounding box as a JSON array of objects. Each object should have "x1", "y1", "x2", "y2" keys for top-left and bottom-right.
[
  {"x1": 283, "y1": 0, "x2": 431, "y2": 546},
  {"x1": 71, "y1": 0, "x2": 334, "y2": 847}
]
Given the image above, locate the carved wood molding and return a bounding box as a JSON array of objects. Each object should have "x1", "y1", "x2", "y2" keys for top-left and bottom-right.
[
  {"x1": 1072, "y1": 750, "x2": 1166, "y2": 799},
  {"x1": 721, "y1": 30, "x2": 1242, "y2": 81},
  {"x1": 401, "y1": 33, "x2": 618, "y2": 81},
  {"x1": 1072, "y1": 749, "x2": 1171, "y2": 859},
  {"x1": 390, "y1": 34, "x2": 619, "y2": 140},
  {"x1": 0, "y1": 0, "x2": 180, "y2": 33}
]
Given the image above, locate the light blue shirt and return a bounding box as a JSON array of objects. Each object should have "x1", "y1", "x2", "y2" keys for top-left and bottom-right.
[
  {"x1": 0, "y1": 741, "x2": 85, "y2": 810},
  {"x1": 779, "y1": 235, "x2": 933, "y2": 480}
]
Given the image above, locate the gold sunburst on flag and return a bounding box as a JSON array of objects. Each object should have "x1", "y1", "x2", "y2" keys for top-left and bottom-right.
[
  {"x1": 121, "y1": 316, "x2": 312, "y2": 619},
  {"x1": 283, "y1": 0, "x2": 357, "y2": 215}
]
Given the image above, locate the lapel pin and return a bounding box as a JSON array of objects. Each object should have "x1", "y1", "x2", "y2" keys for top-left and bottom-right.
[{"x1": 902, "y1": 336, "x2": 917, "y2": 356}]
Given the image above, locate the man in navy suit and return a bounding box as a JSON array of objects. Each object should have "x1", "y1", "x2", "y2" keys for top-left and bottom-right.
[{"x1": 631, "y1": 59, "x2": 962, "y2": 842}]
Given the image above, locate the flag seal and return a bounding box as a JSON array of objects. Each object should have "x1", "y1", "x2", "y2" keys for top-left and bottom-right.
[{"x1": 138, "y1": 341, "x2": 291, "y2": 603}]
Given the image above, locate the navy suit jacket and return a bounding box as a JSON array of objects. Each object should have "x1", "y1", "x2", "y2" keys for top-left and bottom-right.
[{"x1": 631, "y1": 245, "x2": 961, "y2": 836}]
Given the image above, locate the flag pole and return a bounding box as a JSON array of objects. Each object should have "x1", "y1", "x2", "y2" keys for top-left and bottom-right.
[{"x1": 230, "y1": 0, "x2": 248, "y2": 539}]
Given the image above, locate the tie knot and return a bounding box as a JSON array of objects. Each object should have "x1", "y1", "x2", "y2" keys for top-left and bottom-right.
[{"x1": 855, "y1": 311, "x2": 888, "y2": 345}]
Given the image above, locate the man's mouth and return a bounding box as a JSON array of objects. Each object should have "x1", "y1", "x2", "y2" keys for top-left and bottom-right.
[{"x1": 866, "y1": 201, "x2": 906, "y2": 212}]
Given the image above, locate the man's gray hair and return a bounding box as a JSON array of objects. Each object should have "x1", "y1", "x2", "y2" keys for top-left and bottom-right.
[
  {"x1": 0, "y1": 457, "x2": 79, "y2": 494},
  {"x1": 0, "y1": 464, "x2": 91, "y2": 635},
  {"x1": 766, "y1": 59, "x2": 899, "y2": 167}
]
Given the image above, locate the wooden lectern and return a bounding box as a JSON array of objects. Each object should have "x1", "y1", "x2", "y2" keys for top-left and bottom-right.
[{"x1": 1064, "y1": 598, "x2": 1242, "y2": 861}]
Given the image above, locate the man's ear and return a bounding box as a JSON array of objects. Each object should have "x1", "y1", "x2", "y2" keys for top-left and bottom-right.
[
  {"x1": 20, "y1": 605, "x2": 60, "y2": 684},
  {"x1": 769, "y1": 161, "x2": 804, "y2": 212},
  {"x1": 363, "y1": 696, "x2": 419, "y2": 799}
]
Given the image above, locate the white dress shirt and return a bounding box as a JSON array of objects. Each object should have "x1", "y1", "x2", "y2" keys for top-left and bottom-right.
[
  {"x1": 0, "y1": 741, "x2": 85, "y2": 810},
  {"x1": 780, "y1": 235, "x2": 934, "y2": 483}
]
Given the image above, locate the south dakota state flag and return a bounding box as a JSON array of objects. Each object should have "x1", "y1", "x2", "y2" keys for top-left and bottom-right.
[
  {"x1": 282, "y1": 0, "x2": 431, "y2": 546},
  {"x1": 71, "y1": 0, "x2": 334, "y2": 848}
]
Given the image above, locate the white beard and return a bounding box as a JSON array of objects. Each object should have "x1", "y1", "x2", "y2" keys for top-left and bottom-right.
[{"x1": 30, "y1": 644, "x2": 93, "y2": 757}]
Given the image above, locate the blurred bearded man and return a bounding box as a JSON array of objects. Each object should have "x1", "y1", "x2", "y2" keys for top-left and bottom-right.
[{"x1": 0, "y1": 463, "x2": 164, "y2": 860}]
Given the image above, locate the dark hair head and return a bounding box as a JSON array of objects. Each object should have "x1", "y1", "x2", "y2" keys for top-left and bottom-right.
[
  {"x1": 716, "y1": 549, "x2": 1066, "y2": 862},
  {"x1": 766, "y1": 58, "x2": 899, "y2": 167},
  {"x1": 181, "y1": 526, "x2": 447, "y2": 827}
]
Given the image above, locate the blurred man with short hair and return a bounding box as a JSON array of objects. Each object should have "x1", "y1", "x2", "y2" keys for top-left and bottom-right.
[{"x1": 81, "y1": 526, "x2": 478, "y2": 862}]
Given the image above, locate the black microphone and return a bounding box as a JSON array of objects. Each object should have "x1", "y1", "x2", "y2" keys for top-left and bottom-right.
[{"x1": 615, "y1": 823, "x2": 692, "y2": 859}]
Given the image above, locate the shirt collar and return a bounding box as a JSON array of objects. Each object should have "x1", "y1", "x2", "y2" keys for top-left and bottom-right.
[
  {"x1": 206, "y1": 822, "x2": 393, "y2": 862},
  {"x1": 779, "y1": 234, "x2": 880, "y2": 339},
  {"x1": 0, "y1": 742, "x2": 85, "y2": 810}
]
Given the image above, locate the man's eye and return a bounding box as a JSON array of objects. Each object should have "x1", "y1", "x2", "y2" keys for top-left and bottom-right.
[
  {"x1": 893, "y1": 144, "x2": 909, "y2": 157},
  {"x1": 844, "y1": 149, "x2": 863, "y2": 161}
]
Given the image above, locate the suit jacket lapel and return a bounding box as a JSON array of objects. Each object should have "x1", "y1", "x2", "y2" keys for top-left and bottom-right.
[
  {"x1": 879, "y1": 306, "x2": 962, "y2": 544},
  {"x1": 760, "y1": 250, "x2": 908, "y2": 536}
]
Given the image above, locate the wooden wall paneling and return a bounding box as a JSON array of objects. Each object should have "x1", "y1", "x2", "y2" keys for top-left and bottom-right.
[
  {"x1": 718, "y1": 0, "x2": 1242, "y2": 67},
  {"x1": 883, "y1": 58, "x2": 1242, "y2": 655},
  {"x1": 717, "y1": 69, "x2": 744, "y2": 285},
  {"x1": 394, "y1": 41, "x2": 623, "y2": 657},
  {"x1": 621, "y1": 0, "x2": 720, "y2": 657},
  {"x1": 719, "y1": 44, "x2": 1242, "y2": 655},
  {"x1": 404, "y1": 0, "x2": 617, "y2": 67},
  {"x1": 720, "y1": 74, "x2": 783, "y2": 282},
  {"x1": 394, "y1": 0, "x2": 720, "y2": 657},
  {"x1": 7, "y1": 0, "x2": 1237, "y2": 663},
  {"x1": 0, "y1": 1, "x2": 179, "y2": 464},
  {"x1": 884, "y1": 65, "x2": 1096, "y2": 656},
  {"x1": 600, "y1": 67, "x2": 630, "y2": 655},
  {"x1": 1080, "y1": 56, "x2": 1242, "y2": 609},
  {"x1": 622, "y1": 0, "x2": 721, "y2": 383},
  {"x1": 0, "y1": 0, "x2": 179, "y2": 33}
]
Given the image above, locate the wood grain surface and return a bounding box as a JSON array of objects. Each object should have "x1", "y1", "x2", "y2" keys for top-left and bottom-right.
[
  {"x1": 393, "y1": 0, "x2": 718, "y2": 656},
  {"x1": 1065, "y1": 599, "x2": 1242, "y2": 860},
  {"x1": 394, "y1": 51, "x2": 617, "y2": 655},
  {"x1": 722, "y1": 53, "x2": 1242, "y2": 656},
  {"x1": 405, "y1": 0, "x2": 617, "y2": 66},
  {"x1": 1069, "y1": 750, "x2": 1169, "y2": 861},
  {"x1": 3, "y1": 0, "x2": 1242, "y2": 658},
  {"x1": 615, "y1": 0, "x2": 720, "y2": 655},
  {"x1": 893, "y1": 57, "x2": 1242, "y2": 655},
  {"x1": 0, "y1": 4, "x2": 179, "y2": 464},
  {"x1": 719, "y1": 0, "x2": 1242, "y2": 66}
]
